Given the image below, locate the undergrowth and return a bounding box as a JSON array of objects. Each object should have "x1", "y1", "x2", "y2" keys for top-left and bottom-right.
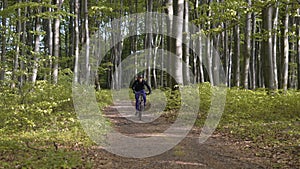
[
  {"x1": 1, "y1": 80, "x2": 299, "y2": 168},
  {"x1": 0, "y1": 80, "x2": 112, "y2": 168},
  {"x1": 161, "y1": 83, "x2": 299, "y2": 168}
]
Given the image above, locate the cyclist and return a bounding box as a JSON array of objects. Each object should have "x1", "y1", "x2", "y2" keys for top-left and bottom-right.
[{"x1": 132, "y1": 74, "x2": 151, "y2": 114}]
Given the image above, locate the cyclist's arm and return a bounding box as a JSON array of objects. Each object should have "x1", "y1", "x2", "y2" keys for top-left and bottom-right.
[
  {"x1": 144, "y1": 81, "x2": 151, "y2": 94},
  {"x1": 132, "y1": 81, "x2": 137, "y2": 92}
]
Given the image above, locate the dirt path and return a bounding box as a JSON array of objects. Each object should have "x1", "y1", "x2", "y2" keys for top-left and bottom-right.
[{"x1": 85, "y1": 101, "x2": 268, "y2": 169}]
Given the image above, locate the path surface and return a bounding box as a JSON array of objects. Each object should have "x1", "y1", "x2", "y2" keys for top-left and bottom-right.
[{"x1": 85, "y1": 101, "x2": 267, "y2": 169}]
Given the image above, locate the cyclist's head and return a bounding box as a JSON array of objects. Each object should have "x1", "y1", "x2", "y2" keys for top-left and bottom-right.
[{"x1": 137, "y1": 74, "x2": 143, "y2": 82}]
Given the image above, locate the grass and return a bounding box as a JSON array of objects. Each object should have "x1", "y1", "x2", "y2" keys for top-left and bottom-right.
[
  {"x1": 155, "y1": 83, "x2": 299, "y2": 168},
  {"x1": 0, "y1": 81, "x2": 113, "y2": 168},
  {"x1": 194, "y1": 84, "x2": 300, "y2": 168},
  {"x1": 0, "y1": 81, "x2": 299, "y2": 168}
]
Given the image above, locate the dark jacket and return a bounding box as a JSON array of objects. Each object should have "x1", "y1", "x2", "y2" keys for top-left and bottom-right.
[{"x1": 132, "y1": 80, "x2": 151, "y2": 93}]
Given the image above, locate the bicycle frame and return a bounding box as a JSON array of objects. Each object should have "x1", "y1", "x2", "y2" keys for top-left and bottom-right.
[{"x1": 137, "y1": 93, "x2": 144, "y2": 120}]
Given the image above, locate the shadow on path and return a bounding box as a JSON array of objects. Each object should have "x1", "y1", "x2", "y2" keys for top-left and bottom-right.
[{"x1": 85, "y1": 101, "x2": 267, "y2": 169}]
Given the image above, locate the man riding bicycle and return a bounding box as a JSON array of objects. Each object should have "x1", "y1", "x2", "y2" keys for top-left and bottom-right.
[{"x1": 132, "y1": 74, "x2": 151, "y2": 114}]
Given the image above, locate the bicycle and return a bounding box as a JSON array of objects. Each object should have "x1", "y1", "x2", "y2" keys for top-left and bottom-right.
[
  {"x1": 134, "y1": 91, "x2": 150, "y2": 120},
  {"x1": 136, "y1": 93, "x2": 144, "y2": 120}
]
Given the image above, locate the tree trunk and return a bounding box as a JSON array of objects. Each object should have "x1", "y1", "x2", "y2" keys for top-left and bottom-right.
[
  {"x1": 110, "y1": 0, "x2": 123, "y2": 89},
  {"x1": 251, "y1": 12, "x2": 257, "y2": 89},
  {"x1": 233, "y1": 13, "x2": 240, "y2": 87},
  {"x1": 32, "y1": 0, "x2": 41, "y2": 83},
  {"x1": 272, "y1": 2, "x2": 279, "y2": 89},
  {"x1": 69, "y1": 0, "x2": 75, "y2": 58},
  {"x1": 262, "y1": 6, "x2": 275, "y2": 91},
  {"x1": 53, "y1": 0, "x2": 64, "y2": 84},
  {"x1": 282, "y1": 3, "x2": 289, "y2": 91},
  {"x1": 47, "y1": 2, "x2": 53, "y2": 82},
  {"x1": 243, "y1": 0, "x2": 251, "y2": 89},
  {"x1": 19, "y1": 0, "x2": 28, "y2": 86},
  {"x1": 228, "y1": 29, "x2": 233, "y2": 87},
  {"x1": 11, "y1": 0, "x2": 22, "y2": 88},
  {"x1": 224, "y1": 22, "x2": 230, "y2": 86},
  {"x1": 165, "y1": 0, "x2": 173, "y2": 87},
  {"x1": 145, "y1": 0, "x2": 153, "y2": 86},
  {"x1": 206, "y1": 1, "x2": 213, "y2": 85},
  {"x1": 297, "y1": 9, "x2": 300, "y2": 90},
  {"x1": 173, "y1": 0, "x2": 184, "y2": 85},
  {"x1": 0, "y1": 0, "x2": 7, "y2": 81},
  {"x1": 74, "y1": 0, "x2": 80, "y2": 83},
  {"x1": 289, "y1": 15, "x2": 297, "y2": 89},
  {"x1": 84, "y1": 0, "x2": 90, "y2": 84},
  {"x1": 193, "y1": 0, "x2": 198, "y2": 83},
  {"x1": 183, "y1": 0, "x2": 190, "y2": 85},
  {"x1": 194, "y1": 0, "x2": 204, "y2": 83},
  {"x1": 153, "y1": 34, "x2": 161, "y2": 89},
  {"x1": 257, "y1": 26, "x2": 263, "y2": 88},
  {"x1": 160, "y1": 8, "x2": 164, "y2": 87},
  {"x1": 213, "y1": 35, "x2": 220, "y2": 85}
]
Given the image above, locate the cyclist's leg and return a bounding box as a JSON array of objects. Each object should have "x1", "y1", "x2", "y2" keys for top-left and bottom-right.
[
  {"x1": 135, "y1": 91, "x2": 140, "y2": 111},
  {"x1": 142, "y1": 90, "x2": 146, "y2": 106}
]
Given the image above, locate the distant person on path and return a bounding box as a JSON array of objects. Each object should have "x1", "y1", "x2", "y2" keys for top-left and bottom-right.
[{"x1": 132, "y1": 74, "x2": 151, "y2": 113}]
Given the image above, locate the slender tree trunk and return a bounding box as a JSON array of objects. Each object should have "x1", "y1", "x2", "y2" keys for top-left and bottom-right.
[
  {"x1": 206, "y1": 0, "x2": 213, "y2": 85},
  {"x1": 207, "y1": 38, "x2": 214, "y2": 85},
  {"x1": 110, "y1": 0, "x2": 123, "y2": 89},
  {"x1": 11, "y1": 0, "x2": 22, "y2": 88},
  {"x1": 135, "y1": 0, "x2": 138, "y2": 76},
  {"x1": 256, "y1": 23, "x2": 263, "y2": 88},
  {"x1": 251, "y1": 12, "x2": 257, "y2": 89},
  {"x1": 160, "y1": 7, "x2": 164, "y2": 87},
  {"x1": 118, "y1": 0, "x2": 123, "y2": 89},
  {"x1": 228, "y1": 29, "x2": 233, "y2": 87},
  {"x1": 153, "y1": 34, "x2": 161, "y2": 89},
  {"x1": 272, "y1": 2, "x2": 279, "y2": 89},
  {"x1": 165, "y1": 0, "x2": 173, "y2": 87},
  {"x1": 0, "y1": 0, "x2": 7, "y2": 81},
  {"x1": 257, "y1": 25, "x2": 263, "y2": 88},
  {"x1": 19, "y1": 0, "x2": 28, "y2": 86},
  {"x1": 145, "y1": 0, "x2": 153, "y2": 86},
  {"x1": 183, "y1": 0, "x2": 190, "y2": 85},
  {"x1": 193, "y1": 0, "x2": 198, "y2": 83},
  {"x1": 289, "y1": 15, "x2": 296, "y2": 89},
  {"x1": 194, "y1": 0, "x2": 204, "y2": 83},
  {"x1": 111, "y1": 18, "x2": 116, "y2": 89},
  {"x1": 69, "y1": 0, "x2": 75, "y2": 57},
  {"x1": 233, "y1": 13, "x2": 241, "y2": 87},
  {"x1": 32, "y1": 1, "x2": 41, "y2": 83},
  {"x1": 84, "y1": 0, "x2": 90, "y2": 84},
  {"x1": 282, "y1": 3, "x2": 289, "y2": 91},
  {"x1": 47, "y1": 2, "x2": 53, "y2": 82},
  {"x1": 213, "y1": 34, "x2": 220, "y2": 85},
  {"x1": 129, "y1": 0, "x2": 138, "y2": 78},
  {"x1": 173, "y1": 0, "x2": 184, "y2": 85},
  {"x1": 74, "y1": 0, "x2": 80, "y2": 83},
  {"x1": 224, "y1": 22, "x2": 230, "y2": 86},
  {"x1": 262, "y1": 6, "x2": 275, "y2": 91},
  {"x1": 297, "y1": 9, "x2": 300, "y2": 90},
  {"x1": 243, "y1": 0, "x2": 251, "y2": 89},
  {"x1": 53, "y1": 0, "x2": 64, "y2": 84}
]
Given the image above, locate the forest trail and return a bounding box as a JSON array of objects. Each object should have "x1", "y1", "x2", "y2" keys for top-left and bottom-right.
[{"x1": 85, "y1": 101, "x2": 267, "y2": 169}]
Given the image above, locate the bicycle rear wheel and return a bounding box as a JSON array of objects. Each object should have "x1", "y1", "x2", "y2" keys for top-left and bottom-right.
[{"x1": 138, "y1": 95, "x2": 144, "y2": 120}]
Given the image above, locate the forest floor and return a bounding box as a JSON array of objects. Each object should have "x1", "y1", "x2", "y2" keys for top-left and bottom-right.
[{"x1": 83, "y1": 101, "x2": 270, "y2": 169}]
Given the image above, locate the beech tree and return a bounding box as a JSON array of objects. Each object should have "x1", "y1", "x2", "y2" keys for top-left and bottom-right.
[{"x1": 0, "y1": 0, "x2": 299, "y2": 91}]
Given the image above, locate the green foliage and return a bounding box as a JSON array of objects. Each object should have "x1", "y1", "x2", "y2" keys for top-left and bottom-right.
[
  {"x1": 0, "y1": 80, "x2": 113, "y2": 168},
  {"x1": 163, "y1": 83, "x2": 299, "y2": 167},
  {"x1": 194, "y1": 84, "x2": 299, "y2": 168},
  {"x1": 0, "y1": 81, "x2": 72, "y2": 132},
  {"x1": 162, "y1": 87, "x2": 181, "y2": 111}
]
